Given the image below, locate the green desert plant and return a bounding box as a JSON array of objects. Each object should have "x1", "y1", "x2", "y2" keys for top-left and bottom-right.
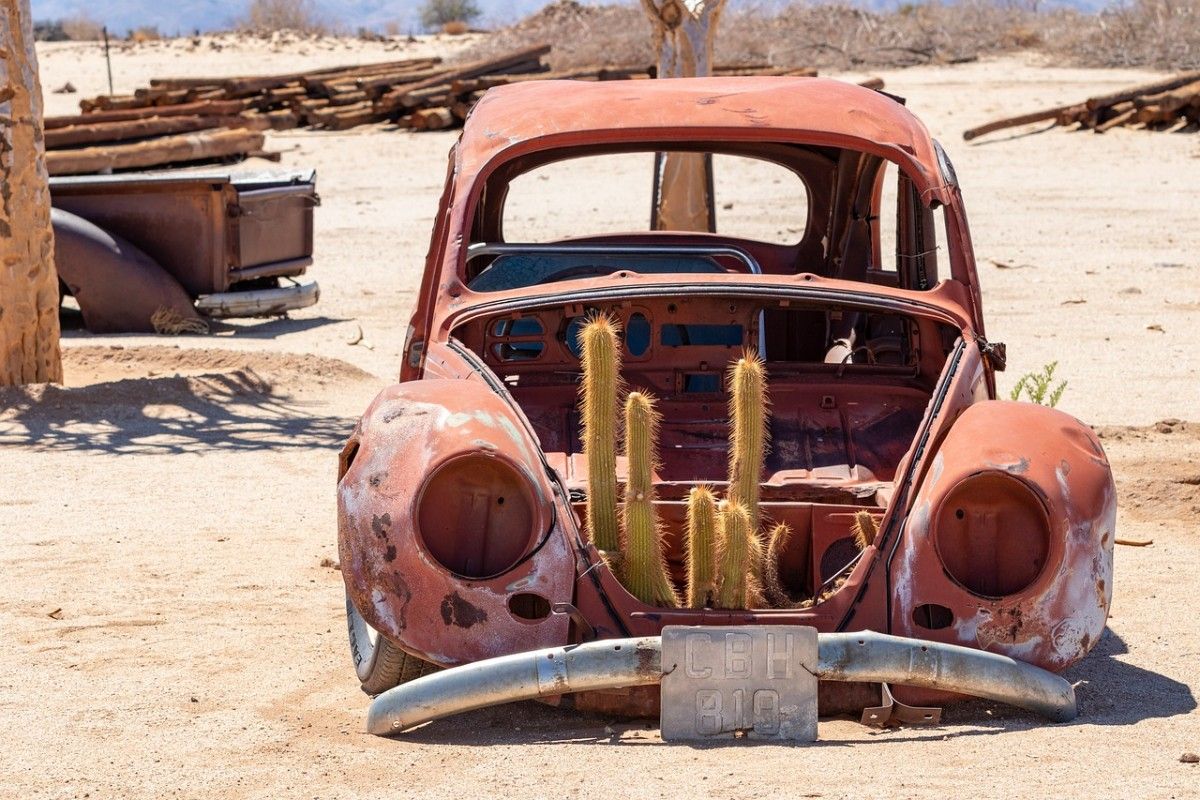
[
  {"x1": 420, "y1": 0, "x2": 481, "y2": 31},
  {"x1": 619, "y1": 392, "x2": 679, "y2": 608},
  {"x1": 1009, "y1": 361, "x2": 1067, "y2": 408},
  {"x1": 714, "y1": 501, "x2": 764, "y2": 609},
  {"x1": 684, "y1": 486, "x2": 720, "y2": 608},
  {"x1": 727, "y1": 351, "x2": 769, "y2": 536},
  {"x1": 578, "y1": 314, "x2": 622, "y2": 555}
]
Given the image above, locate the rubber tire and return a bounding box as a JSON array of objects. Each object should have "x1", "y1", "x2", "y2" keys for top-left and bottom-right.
[{"x1": 345, "y1": 592, "x2": 438, "y2": 696}]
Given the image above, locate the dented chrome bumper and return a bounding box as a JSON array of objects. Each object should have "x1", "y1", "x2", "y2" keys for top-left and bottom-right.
[{"x1": 367, "y1": 629, "x2": 1077, "y2": 737}]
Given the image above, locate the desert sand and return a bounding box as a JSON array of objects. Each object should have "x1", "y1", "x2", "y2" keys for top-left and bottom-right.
[{"x1": 1, "y1": 36, "x2": 1198, "y2": 799}]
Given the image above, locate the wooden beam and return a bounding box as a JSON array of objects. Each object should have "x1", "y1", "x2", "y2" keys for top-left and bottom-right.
[{"x1": 45, "y1": 128, "x2": 266, "y2": 176}]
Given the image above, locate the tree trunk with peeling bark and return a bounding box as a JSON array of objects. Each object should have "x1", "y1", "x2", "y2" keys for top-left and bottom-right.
[
  {"x1": 0, "y1": 0, "x2": 63, "y2": 385},
  {"x1": 641, "y1": 0, "x2": 727, "y2": 233}
]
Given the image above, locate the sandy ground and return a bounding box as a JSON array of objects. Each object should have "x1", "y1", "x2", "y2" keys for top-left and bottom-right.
[{"x1": 1, "y1": 40, "x2": 1198, "y2": 798}]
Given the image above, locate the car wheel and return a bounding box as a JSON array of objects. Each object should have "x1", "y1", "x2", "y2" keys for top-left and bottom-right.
[{"x1": 345, "y1": 592, "x2": 438, "y2": 696}]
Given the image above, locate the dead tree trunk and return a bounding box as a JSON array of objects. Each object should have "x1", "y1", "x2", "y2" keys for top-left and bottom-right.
[
  {"x1": 0, "y1": 0, "x2": 63, "y2": 385},
  {"x1": 642, "y1": 0, "x2": 727, "y2": 233}
]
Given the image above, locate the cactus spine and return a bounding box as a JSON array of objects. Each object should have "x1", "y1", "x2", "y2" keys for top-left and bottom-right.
[
  {"x1": 685, "y1": 486, "x2": 720, "y2": 607},
  {"x1": 714, "y1": 501, "x2": 764, "y2": 609},
  {"x1": 620, "y1": 391, "x2": 679, "y2": 608},
  {"x1": 579, "y1": 314, "x2": 621, "y2": 555},
  {"x1": 727, "y1": 351, "x2": 769, "y2": 537}
]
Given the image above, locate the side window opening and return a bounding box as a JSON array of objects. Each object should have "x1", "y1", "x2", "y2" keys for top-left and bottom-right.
[{"x1": 870, "y1": 161, "x2": 944, "y2": 290}]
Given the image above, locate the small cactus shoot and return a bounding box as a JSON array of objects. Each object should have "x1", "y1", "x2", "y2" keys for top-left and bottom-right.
[
  {"x1": 727, "y1": 351, "x2": 769, "y2": 535},
  {"x1": 851, "y1": 510, "x2": 879, "y2": 550},
  {"x1": 714, "y1": 501, "x2": 764, "y2": 609},
  {"x1": 762, "y1": 522, "x2": 794, "y2": 607},
  {"x1": 685, "y1": 486, "x2": 720, "y2": 607},
  {"x1": 619, "y1": 391, "x2": 679, "y2": 608},
  {"x1": 579, "y1": 314, "x2": 622, "y2": 555}
]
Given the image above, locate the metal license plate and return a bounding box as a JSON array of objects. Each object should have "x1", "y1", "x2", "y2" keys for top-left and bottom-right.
[{"x1": 660, "y1": 625, "x2": 818, "y2": 742}]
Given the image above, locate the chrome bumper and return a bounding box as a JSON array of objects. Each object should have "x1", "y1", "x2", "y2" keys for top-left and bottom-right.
[
  {"x1": 195, "y1": 280, "x2": 319, "y2": 318},
  {"x1": 367, "y1": 630, "x2": 1077, "y2": 736}
]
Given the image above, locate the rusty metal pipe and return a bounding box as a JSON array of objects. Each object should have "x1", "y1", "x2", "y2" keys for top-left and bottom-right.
[{"x1": 367, "y1": 632, "x2": 1076, "y2": 736}]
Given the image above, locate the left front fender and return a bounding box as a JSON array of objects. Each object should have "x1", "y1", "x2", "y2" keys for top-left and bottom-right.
[{"x1": 338, "y1": 378, "x2": 575, "y2": 666}]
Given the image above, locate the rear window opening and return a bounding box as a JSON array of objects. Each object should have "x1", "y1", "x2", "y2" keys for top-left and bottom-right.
[
  {"x1": 464, "y1": 140, "x2": 951, "y2": 294},
  {"x1": 502, "y1": 152, "x2": 809, "y2": 245}
]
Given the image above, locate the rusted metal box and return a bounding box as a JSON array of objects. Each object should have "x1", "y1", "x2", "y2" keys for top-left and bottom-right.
[{"x1": 49, "y1": 170, "x2": 317, "y2": 296}]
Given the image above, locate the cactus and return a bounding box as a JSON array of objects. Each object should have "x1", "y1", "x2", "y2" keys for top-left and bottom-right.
[
  {"x1": 714, "y1": 501, "x2": 764, "y2": 609},
  {"x1": 762, "y1": 522, "x2": 794, "y2": 607},
  {"x1": 727, "y1": 351, "x2": 769, "y2": 537},
  {"x1": 578, "y1": 314, "x2": 622, "y2": 555},
  {"x1": 684, "y1": 486, "x2": 720, "y2": 607},
  {"x1": 851, "y1": 510, "x2": 880, "y2": 550},
  {"x1": 619, "y1": 391, "x2": 679, "y2": 608}
]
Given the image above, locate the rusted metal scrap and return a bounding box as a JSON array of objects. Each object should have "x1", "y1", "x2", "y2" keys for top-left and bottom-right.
[{"x1": 337, "y1": 75, "x2": 1116, "y2": 736}]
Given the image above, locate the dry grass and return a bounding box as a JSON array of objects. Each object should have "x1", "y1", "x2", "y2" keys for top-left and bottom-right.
[
  {"x1": 61, "y1": 15, "x2": 104, "y2": 41},
  {"x1": 238, "y1": 0, "x2": 329, "y2": 36},
  {"x1": 1057, "y1": 0, "x2": 1200, "y2": 70},
  {"x1": 459, "y1": 0, "x2": 1199, "y2": 72}
]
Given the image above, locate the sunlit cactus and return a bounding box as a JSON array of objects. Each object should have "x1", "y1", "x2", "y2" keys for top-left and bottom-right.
[
  {"x1": 619, "y1": 391, "x2": 679, "y2": 608},
  {"x1": 579, "y1": 313, "x2": 622, "y2": 555},
  {"x1": 852, "y1": 510, "x2": 880, "y2": 550},
  {"x1": 727, "y1": 350, "x2": 769, "y2": 536},
  {"x1": 714, "y1": 501, "x2": 764, "y2": 609},
  {"x1": 685, "y1": 486, "x2": 720, "y2": 608},
  {"x1": 762, "y1": 522, "x2": 794, "y2": 608}
]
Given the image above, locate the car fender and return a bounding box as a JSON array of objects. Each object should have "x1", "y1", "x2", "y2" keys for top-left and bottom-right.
[
  {"x1": 338, "y1": 378, "x2": 574, "y2": 666},
  {"x1": 891, "y1": 400, "x2": 1115, "y2": 671},
  {"x1": 52, "y1": 208, "x2": 203, "y2": 334}
]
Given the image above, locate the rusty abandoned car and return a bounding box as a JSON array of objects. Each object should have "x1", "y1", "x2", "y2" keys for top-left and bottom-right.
[{"x1": 337, "y1": 77, "x2": 1116, "y2": 740}]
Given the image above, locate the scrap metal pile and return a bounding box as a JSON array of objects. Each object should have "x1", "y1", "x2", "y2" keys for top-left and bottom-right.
[
  {"x1": 964, "y1": 70, "x2": 1200, "y2": 141},
  {"x1": 42, "y1": 44, "x2": 836, "y2": 176}
]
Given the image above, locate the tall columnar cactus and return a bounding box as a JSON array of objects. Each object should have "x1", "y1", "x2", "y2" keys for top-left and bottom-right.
[
  {"x1": 727, "y1": 351, "x2": 769, "y2": 536},
  {"x1": 685, "y1": 486, "x2": 720, "y2": 608},
  {"x1": 620, "y1": 391, "x2": 679, "y2": 608},
  {"x1": 762, "y1": 522, "x2": 794, "y2": 608},
  {"x1": 714, "y1": 501, "x2": 764, "y2": 609},
  {"x1": 579, "y1": 314, "x2": 622, "y2": 555}
]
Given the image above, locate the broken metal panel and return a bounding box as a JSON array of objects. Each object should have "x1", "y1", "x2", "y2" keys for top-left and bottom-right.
[{"x1": 49, "y1": 170, "x2": 315, "y2": 296}]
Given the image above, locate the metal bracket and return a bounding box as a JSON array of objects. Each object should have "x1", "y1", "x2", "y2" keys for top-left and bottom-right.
[
  {"x1": 551, "y1": 602, "x2": 596, "y2": 642},
  {"x1": 861, "y1": 682, "x2": 942, "y2": 727}
]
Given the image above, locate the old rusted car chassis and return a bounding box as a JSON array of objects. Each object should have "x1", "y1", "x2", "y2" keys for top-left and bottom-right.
[{"x1": 337, "y1": 77, "x2": 1115, "y2": 731}]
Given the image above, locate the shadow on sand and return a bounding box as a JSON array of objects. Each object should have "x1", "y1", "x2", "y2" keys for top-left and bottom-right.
[{"x1": 0, "y1": 369, "x2": 354, "y2": 455}]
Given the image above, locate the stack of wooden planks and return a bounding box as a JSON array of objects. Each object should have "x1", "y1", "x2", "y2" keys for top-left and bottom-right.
[
  {"x1": 963, "y1": 71, "x2": 1200, "y2": 141},
  {"x1": 43, "y1": 46, "x2": 869, "y2": 174}
]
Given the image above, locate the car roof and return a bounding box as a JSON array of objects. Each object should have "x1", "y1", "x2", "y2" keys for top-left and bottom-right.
[{"x1": 458, "y1": 76, "x2": 946, "y2": 189}]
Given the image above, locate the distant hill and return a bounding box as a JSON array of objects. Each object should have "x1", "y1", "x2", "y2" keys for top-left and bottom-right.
[
  {"x1": 31, "y1": 0, "x2": 1107, "y2": 37},
  {"x1": 30, "y1": 0, "x2": 554, "y2": 35}
]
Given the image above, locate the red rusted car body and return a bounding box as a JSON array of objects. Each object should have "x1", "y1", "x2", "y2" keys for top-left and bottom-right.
[{"x1": 338, "y1": 77, "x2": 1115, "y2": 714}]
